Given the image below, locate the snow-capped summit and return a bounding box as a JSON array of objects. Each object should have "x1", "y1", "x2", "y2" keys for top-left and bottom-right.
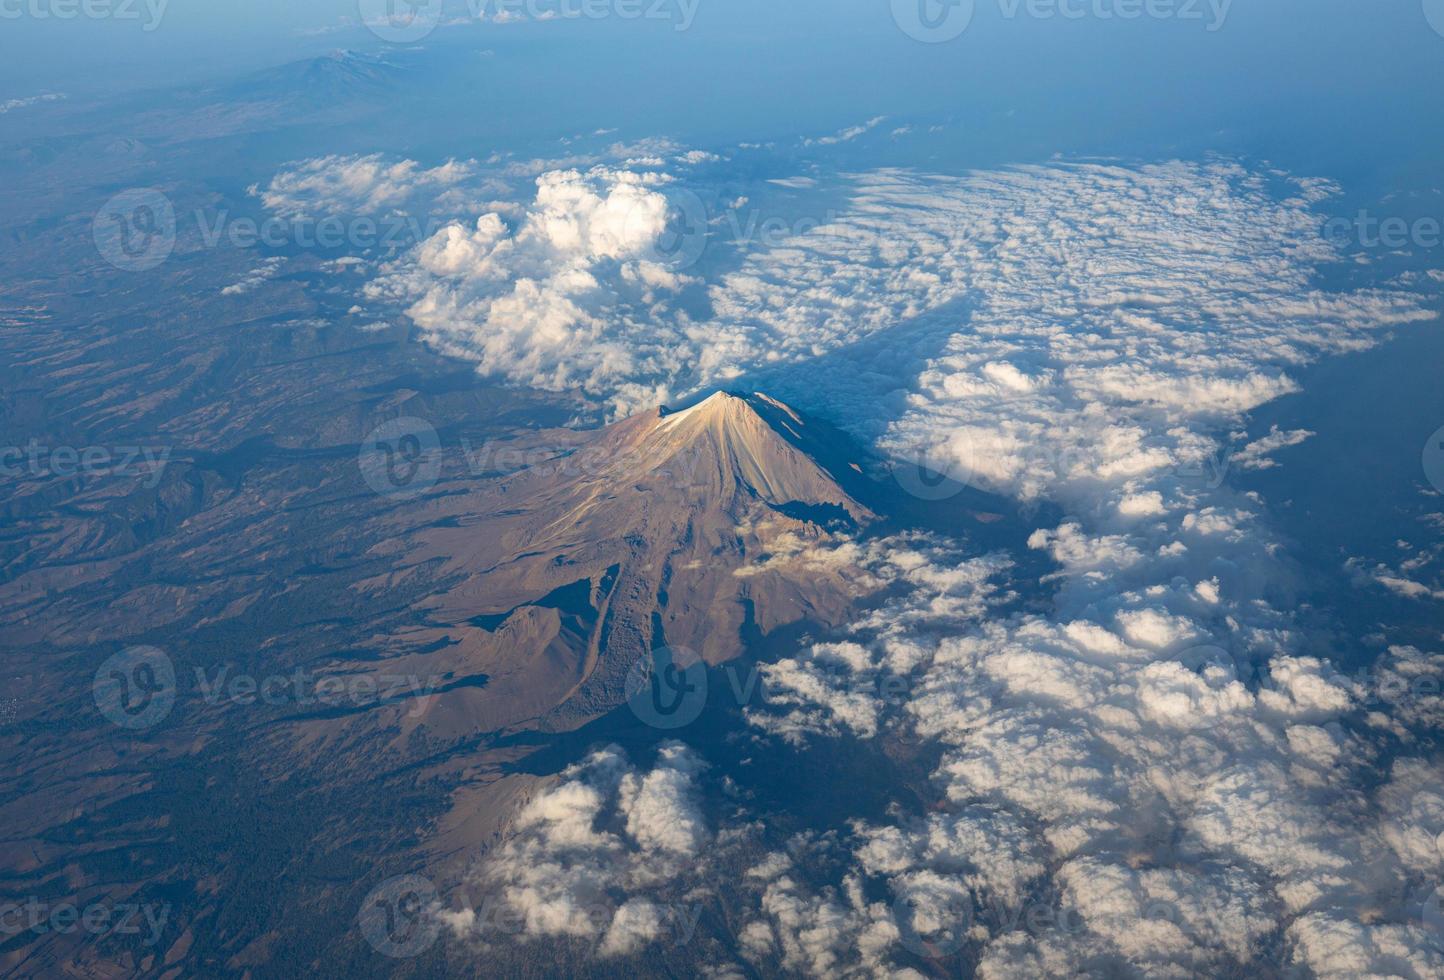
[{"x1": 581, "y1": 391, "x2": 873, "y2": 521}]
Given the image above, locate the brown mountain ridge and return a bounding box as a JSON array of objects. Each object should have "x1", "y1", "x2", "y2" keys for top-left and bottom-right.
[{"x1": 369, "y1": 391, "x2": 880, "y2": 733}]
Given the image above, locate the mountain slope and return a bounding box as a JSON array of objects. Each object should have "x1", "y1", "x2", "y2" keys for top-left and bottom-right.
[
  {"x1": 380, "y1": 391, "x2": 878, "y2": 729},
  {"x1": 221, "y1": 50, "x2": 408, "y2": 108}
]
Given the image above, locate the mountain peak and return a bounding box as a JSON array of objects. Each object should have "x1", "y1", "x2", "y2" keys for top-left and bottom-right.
[
  {"x1": 217, "y1": 49, "x2": 405, "y2": 106},
  {"x1": 658, "y1": 390, "x2": 748, "y2": 422},
  {"x1": 626, "y1": 391, "x2": 865, "y2": 518},
  {"x1": 654, "y1": 390, "x2": 806, "y2": 433},
  {"x1": 385, "y1": 391, "x2": 878, "y2": 727}
]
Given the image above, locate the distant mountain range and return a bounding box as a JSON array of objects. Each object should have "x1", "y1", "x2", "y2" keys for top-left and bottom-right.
[
  {"x1": 37, "y1": 50, "x2": 418, "y2": 146},
  {"x1": 215, "y1": 49, "x2": 409, "y2": 110}
]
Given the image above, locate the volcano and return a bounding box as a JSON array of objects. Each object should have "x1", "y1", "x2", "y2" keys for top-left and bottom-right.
[{"x1": 377, "y1": 392, "x2": 879, "y2": 731}]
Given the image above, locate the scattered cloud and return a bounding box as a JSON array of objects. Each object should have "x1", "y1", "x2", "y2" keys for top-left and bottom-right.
[
  {"x1": 251, "y1": 154, "x2": 481, "y2": 220},
  {"x1": 220, "y1": 257, "x2": 285, "y2": 296},
  {"x1": 288, "y1": 153, "x2": 1443, "y2": 975},
  {"x1": 364, "y1": 166, "x2": 701, "y2": 415},
  {"x1": 0, "y1": 92, "x2": 66, "y2": 115},
  {"x1": 445, "y1": 743, "x2": 715, "y2": 956},
  {"x1": 715, "y1": 161, "x2": 1438, "y2": 975},
  {"x1": 1231, "y1": 425, "x2": 1316, "y2": 470},
  {"x1": 805, "y1": 116, "x2": 888, "y2": 147}
]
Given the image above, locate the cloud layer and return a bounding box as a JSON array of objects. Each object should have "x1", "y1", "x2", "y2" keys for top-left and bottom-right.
[
  {"x1": 269, "y1": 150, "x2": 1444, "y2": 975},
  {"x1": 252, "y1": 153, "x2": 480, "y2": 220},
  {"x1": 712, "y1": 164, "x2": 1443, "y2": 975},
  {"x1": 443, "y1": 743, "x2": 714, "y2": 958},
  {"x1": 325, "y1": 157, "x2": 1434, "y2": 436},
  {"x1": 364, "y1": 166, "x2": 702, "y2": 415}
]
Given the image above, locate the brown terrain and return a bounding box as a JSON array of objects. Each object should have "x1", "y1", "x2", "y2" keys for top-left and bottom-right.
[
  {"x1": 375, "y1": 391, "x2": 878, "y2": 735},
  {"x1": 0, "y1": 363, "x2": 888, "y2": 975},
  {"x1": 0, "y1": 53, "x2": 1028, "y2": 975}
]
